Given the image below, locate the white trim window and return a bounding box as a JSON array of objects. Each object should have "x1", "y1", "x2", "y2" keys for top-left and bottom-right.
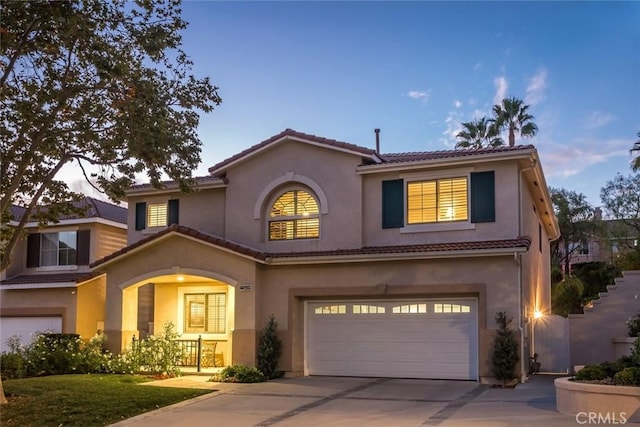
[
  {"x1": 184, "y1": 293, "x2": 226, "y2": 334},
  {"x1": 40, "y1": 231, "x2": 77, "y2": 266},
  {"x1": 269, "y1": 189, "x2": 320, "y2": 240},
  {"x1": 147, "y1": 203, "x2": 168, "y2": 228},
  {"x1": 407, "y1": 176, "x2": 468, "y2": 224}
]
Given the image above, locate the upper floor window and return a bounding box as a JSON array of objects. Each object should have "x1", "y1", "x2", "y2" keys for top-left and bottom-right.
[
  {"x1": 407, "y1": 177, "x2": 468, "y2": 224},
  {"x1": 382, "y1": 171, "x2": 494, "y2": 229},
  {"x1": 147, "y1": 203, "x2": 168, "y2": 227},
  {"x1": 26, "y1": 230, "x2": 90, "y2": 268},
  {"x1": 135, "y1": 200, "x2": 179, "y2": 231},
  {"x1": 269, "y1": 189, "x2": 319, "y2": 240},
  {"x1": 41, "y1": 231, "x2": 77, "y2": 266}
]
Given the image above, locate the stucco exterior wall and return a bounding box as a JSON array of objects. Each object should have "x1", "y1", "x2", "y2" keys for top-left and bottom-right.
[
  {"x1": 361, "y1": 161, "x2": 521, "y2": 247},
  {"x1": 127, "y1": 188, "x2": 226, "y2": 245},
  {"x1": 224, "y1": 140, "x2": 365, "y2": 252},
  {"x1": 76, "y1": 275, "x2": 106, "y2": 339},
  {"x1": 0, "y1": 288, "x2": 76, "y2": 333},
  {"x1": 256, "y1": 256, "x2": 521, "y2": 379},
  {"x1": 569, "y1": 271, "x2": 640, "y2": 367}
]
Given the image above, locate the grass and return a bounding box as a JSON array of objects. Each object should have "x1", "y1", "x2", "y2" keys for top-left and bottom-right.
[{"x1": 1, "y1": 374, "x2": 214, "y2": 426}]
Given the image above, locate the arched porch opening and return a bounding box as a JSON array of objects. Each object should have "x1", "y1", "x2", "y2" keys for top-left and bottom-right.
[{"x1": 114, "y1": 267, "x2": 237, "y2": 368}]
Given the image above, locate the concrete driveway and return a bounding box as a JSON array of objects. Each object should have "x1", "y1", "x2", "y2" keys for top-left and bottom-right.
[{"x1": 109, "y1": 375, "x2": 604, "y2": 427}]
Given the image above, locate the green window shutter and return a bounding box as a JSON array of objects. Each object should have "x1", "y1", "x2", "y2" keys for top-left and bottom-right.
[
  {"x1": 76, "y1": 230, "x2": 91, "y2": 265},
  {"x1": 135, "y1": 202, "x2": 146, "y2": 230},
  {"x1": 382, "y1": 179, "x2": 404, "y2": 228},
  {"x1": 168, "y1": 199, "x2": 179, "y2": 225},
  {"x1": 26, "y1": 233, "x2": 41, "y2": 268},
  {"x1": 470, "y1": 171, "x2": 495, "y2": 223}
]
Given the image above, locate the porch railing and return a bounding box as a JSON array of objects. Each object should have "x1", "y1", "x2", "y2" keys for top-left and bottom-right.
[
  {"x1": 131, "y1": 335, "x2": 218, "y2": 372},
  {"x1": 176, "y1": 336, "x2": 218, "y2": 371}
]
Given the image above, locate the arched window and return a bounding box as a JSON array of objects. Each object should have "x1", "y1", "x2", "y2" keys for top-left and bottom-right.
[{"x1": 269, "y1": 189, "x2": 319, "y2": 240}]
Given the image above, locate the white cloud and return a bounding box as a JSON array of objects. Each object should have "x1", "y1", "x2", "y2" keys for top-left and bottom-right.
[
  {"x1": 407, "y1": 90, "x2": 430, "y2": 100},
  {"x1": 453, "y1": 100, "x2": 462, "y2": 108},
  {"x1": 474, "y1": 62, "x2": 482, "y2": 71},
  {"x1": 441, "y1": 110, "x2": 463, "y2": 148},
  {"x1": 584, "y1": 110, "x2": 617, "y2": 129},
  {"x1": 493, "y1": 76, "x2": 508, "y2": 105},
  {"x1": 538, "y1": 137, "x2": 630, "y2": 178},
  {"x1": 525, "y1": 68, "x2": 547, "y2": 106}
]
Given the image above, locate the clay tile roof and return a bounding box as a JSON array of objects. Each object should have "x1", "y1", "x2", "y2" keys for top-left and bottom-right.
[
  {"x1": 208, "y1": 128, "x2": 378, "y2": 174},
  {"x1": 129, "y1": 175, "x2": 224, "y2": 191},
  {"x1": 379, "y1": 144, "x2": 535, "y2": 164},
  {"x1": 1, "y1": 272, "x2": 98, "y2": 286},
  {"x1": 269, "y1": 237, "x2": 532, "y2": 258},
  {"x1": 92, "y1": 224, "x2": 531, "y2": 267},
  {"x1": 91, "y1": 224, "x2": 269, "y2": 268}
]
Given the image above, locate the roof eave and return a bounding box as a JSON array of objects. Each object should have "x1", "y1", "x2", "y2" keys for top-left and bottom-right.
[
  {"x1": 267, "y1": 246, "x2": 529, "y2": 265},
  {"x1": 209, "y1": 135, "x2": 379, "y2": 176},
  {"x1": 356, "y1": 149, "x2": 537, "y2": 174},
  {"x1": 126, "y1": 180, "x2": 227, "y2": 197}
]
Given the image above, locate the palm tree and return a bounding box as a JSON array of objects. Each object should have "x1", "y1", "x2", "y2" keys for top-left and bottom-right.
[
  {"x1": 492, "y1": 97, "x2": 538, "y2": 147},
  {"x1": 631, "y1": 132, "x2": 640, "y2": 171},
  {"x1": 455, "y1": 117, "x2": 504, "y2": 149}
]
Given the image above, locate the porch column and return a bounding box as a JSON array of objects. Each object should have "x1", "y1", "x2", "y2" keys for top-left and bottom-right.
[{"x1": 104, "y1": 280, "x2": 139, "y2": 354}]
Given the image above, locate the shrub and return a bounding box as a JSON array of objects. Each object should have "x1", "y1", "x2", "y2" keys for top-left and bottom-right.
[
  {"x1": 599, "y1": 360, "x2": 626, "y2": 378},
  {"x1": 491, "y1": 311, "x2": 519, "y2": 384},
  {"x1": 627, "y1": 313, "x2": 640, "y2": 338},
  {"x1": 24, "y1": 333, "x2": 84, "y2": 376},
  {"x1": 129, "y1": 322, "x2": 182, "y2": 376},
  {"x1": 613, "y1": 367, "x2": 640, "y2": 386},
  {"x1": 631, "y1": 336, "x2": 640, "y2": 366},
  {"x1": 257, "y1": 314, "x2": 283, "y2": 379},
  {"x1": 212, "y1": 365, "x2": 265, "y2": 383},
  {"x1": 575, "y1": 365, "x2": 607, "y2": 381},
  {"x1": 0, "y1": 335, "x2": 28, "y2": 379}
]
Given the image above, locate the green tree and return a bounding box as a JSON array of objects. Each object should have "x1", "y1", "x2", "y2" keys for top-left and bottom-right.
[
  {"x1": 455, "y1": 117, "x2": 503, "y2": 149},
  {"x1": 491, "y1": 311, "x2": 519, "y2": 385},
  {"x1": 257, "y1": 315, "x2": 283, "y2": 380},
  {"x1": 631, "y1": 132, "x2": 640, "y2": 172},
  {"x1": 549, "y1": 188, "x2": 596, "y2": 275},
  {"x1": 551, "y1": 276, "x2": 584, "y2": 317},
  {"x1": 0, "y1": 0, "x2": 222, "y2": 270},
  {"x1": 600, "y1": 173, "x2": 640, "y2": 269},
  {"x1": 492, "y1": 97, "x2": 538, "y2": 147}
]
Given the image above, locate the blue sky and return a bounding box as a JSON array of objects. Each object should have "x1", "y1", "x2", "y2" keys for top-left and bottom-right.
[{"x1": 72, "y1": 1, "x2": 640, "y2": 208}]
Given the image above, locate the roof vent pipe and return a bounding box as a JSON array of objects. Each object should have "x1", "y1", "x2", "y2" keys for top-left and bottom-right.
[{"x1": 374, "y1": 128, "x2": 380, "y2": 153}]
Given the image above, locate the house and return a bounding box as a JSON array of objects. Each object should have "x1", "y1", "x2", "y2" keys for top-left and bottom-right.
[
  {"x1": 91, "y1": 129, "x2": 559, "y2": 382},
  {"x1": 0, "y1": 197, "x2": 127, "y2": 352}
]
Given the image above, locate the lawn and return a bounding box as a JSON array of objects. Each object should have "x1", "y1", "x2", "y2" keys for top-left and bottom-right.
[{"x1": 1, "y1": 374, "x2": 214, "y2": 426}]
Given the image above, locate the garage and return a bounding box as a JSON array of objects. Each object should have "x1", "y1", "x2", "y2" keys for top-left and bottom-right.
[
  {"x1": 0, "y1": 316, "x2": 63, "y2": 353},
  {"x1": 305, "y1": 298, "x2": 478, "y2": 380}
]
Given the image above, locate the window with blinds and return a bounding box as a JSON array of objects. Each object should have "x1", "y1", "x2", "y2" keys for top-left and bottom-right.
[
  {"x1": 269, "y1": 189, "x2": 320, "y2": 240},
  {"x1": 407, "y1": 177, "x2": 468, "y2": 224},
  {"x1": 184, "y1": 293, "x2": 226, "y2": 333},
  {"x1": 147, "y1": 202, "x2": 168, "y2": 227}
]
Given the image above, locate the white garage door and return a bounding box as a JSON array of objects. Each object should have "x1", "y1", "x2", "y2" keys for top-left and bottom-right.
[
  {"x1": 306, "y1": 298, "x2": 478, "y2": 380},
  {"x1": 0, "y1": 317, "x2": 62, "y2": 353}
]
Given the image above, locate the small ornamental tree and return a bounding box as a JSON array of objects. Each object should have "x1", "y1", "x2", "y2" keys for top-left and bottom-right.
[
  {"x1": 257, "y1": 314, "x2": 283, "y2": 379},
  {"x1": 491, "y1": 311, "x2": 520, "y2": 385}
]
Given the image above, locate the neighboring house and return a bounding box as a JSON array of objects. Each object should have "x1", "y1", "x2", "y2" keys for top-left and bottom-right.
[
  {"x1": 0, "y1": 197, "x2": 127, "y2": 352},
  {"x1": 92, "y1": 129, "x2": 559, "y2": 382},
  {"x1": 562, "y1": 209, "x2": 639, "y2": 268}
]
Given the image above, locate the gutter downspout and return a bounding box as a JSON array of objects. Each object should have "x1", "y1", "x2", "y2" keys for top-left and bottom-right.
[{"x1": 518, "y1": 160, "x2": 536, "y2": 382}]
